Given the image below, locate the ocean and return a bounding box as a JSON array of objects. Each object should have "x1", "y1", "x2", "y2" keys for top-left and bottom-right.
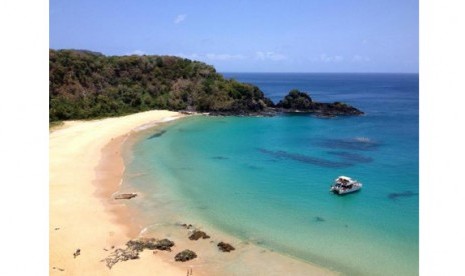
[{"x1": 122, "y1": 73, "x2": 419, "y2": 275}]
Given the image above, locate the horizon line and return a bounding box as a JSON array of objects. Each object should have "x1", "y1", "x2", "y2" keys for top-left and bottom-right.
[{"x1": 220, "y1": 71, "x2": 419, "y2": 74}]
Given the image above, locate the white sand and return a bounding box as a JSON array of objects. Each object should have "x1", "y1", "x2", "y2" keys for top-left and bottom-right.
[
  {"x1": 49, "y1": 110, "x2": 338, "y2": 276},
  {"x1": 49, "y1": 110, "x2": 186, "y2": 275}
]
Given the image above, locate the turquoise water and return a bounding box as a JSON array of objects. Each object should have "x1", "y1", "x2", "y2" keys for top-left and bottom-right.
[{"x1": 123, "y1": 73, "x2": 418, "y2": 275}]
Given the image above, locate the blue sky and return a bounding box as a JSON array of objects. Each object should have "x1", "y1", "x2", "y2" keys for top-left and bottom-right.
[{"x1": 50, "y1": 0, "x2": 418, "y2": 73}]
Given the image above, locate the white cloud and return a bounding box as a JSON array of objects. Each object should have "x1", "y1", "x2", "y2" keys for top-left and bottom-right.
[
  {"x1": 174, "y1": 14, "x2": 187, "y2": 24},
  {"x1": 255, "y1": 51, "x2": 287, "y2": 61},
  {"x1": 205, "y1": 53, "x2": 246, "y2": 61},
  {"x1": 177, "y1": 53, "x2": 245, "y2": 61},
  {"x1": 320, "y1": 54, "x2": 344, "y2": 63},
  {"x1": 352, "y1": 55, "x2": 371, "y2": 62},
  {"x1": 127, "y1": 50, "x2": 145, "y2": 56},
  {"x1": 177, "y1": 53, "x2": 199, "y2": 59}
]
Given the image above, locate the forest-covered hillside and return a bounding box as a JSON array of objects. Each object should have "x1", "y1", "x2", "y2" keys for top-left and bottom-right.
[{"x1": 49, "y1": 49, "x2": 273, "y2": 121}]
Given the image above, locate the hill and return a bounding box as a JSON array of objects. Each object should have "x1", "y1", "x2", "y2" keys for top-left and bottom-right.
[
  {"x1": 49, "y1": 49, "x2": 273, "y2": 121},
  {"x1": 49, "y1": 49, "x2": 363, "y2": 121}
]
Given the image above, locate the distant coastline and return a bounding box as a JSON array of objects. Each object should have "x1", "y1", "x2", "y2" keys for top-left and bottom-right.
[{"x1": 49, "y1": 49, "x2": 363, "y2": 123}]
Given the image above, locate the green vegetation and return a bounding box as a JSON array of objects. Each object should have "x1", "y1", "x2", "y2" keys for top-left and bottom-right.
[
  {"x1": 49, "y1": 49, "x2": 273, "y2": 122},
  {"x1": 49, "y1": 120, "x2": 64, "y2": 131},
  {"x1": 276, "y1": 89, "x2": 313, "y2": 109}
]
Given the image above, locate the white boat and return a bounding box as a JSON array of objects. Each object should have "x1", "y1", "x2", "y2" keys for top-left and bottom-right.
[{"x1": 330, "y1": 176, "x2": 362, "y2": 195}]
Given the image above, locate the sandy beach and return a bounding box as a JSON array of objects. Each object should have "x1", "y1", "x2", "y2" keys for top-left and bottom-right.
[
  {"x1": 50, "y1": 110, "x2": 338, "y2": 276},
  {"x1": 49, "y1": 110, "x2": 186, "y2": 275}
]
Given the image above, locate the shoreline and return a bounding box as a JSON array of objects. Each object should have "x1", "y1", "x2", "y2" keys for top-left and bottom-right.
[
  {"x1": 50, "y1": 110, "x2": 187, "y2": 275},
  {"x1": 50, "y1": 110, "x2": 339, "y2": 275}
]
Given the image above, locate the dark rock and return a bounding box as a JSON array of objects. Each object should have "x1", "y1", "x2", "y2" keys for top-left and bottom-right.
[
  {"x1": 126, "y1": 238, "x2": 155, "y2": 252},
  {"x1": 73, "y1": 249, "x2": 80, "y2": 258},
  {"x1": 276, "y1": 89, "x2": 364, "y2": 116},
  {"x1": 217, "y1": 242, "x2": 235, "y2": 252},
  {"x1": 276, "y1": 89, "x2": 313, "y2": 109},
  {"x1": 174, "y1": 249, "x2": 197, "y2": 262},
  {"x1": 126, "y1": 238, "x2": 175, "y2": 251},
  {"x1": 189, "y1": 230, "x2": 210, "y2": 240},
  {"x1": 114, "y1": 193, "x2": 137, "y2": 200},
  {"x1": 103, "y1": 248, "x2": 139, "y2": 269},
  {"x1": 181, "y1": 223, "x2": 193, "y2": 229},
  {"x1": 154, "y1": 239, "x2": 175, "y2": 251},
  {"x1": 103, "y1": 238, "x2": 174, "y2": 269}
]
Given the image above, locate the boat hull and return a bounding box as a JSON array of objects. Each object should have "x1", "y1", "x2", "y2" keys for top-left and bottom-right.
[
  {"x1": 330, "y1": 183, "x2": 362, "y2": 195},
  {"x1": 331, "y1": 187, "x2": 361, "y2": 195}
]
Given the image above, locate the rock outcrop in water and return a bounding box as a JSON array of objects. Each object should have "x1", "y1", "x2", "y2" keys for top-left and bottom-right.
[
  {"x1": 49, "y1": 50, "x2": 363, "y2": 122},
  {"x1": 276, "y1": 89, "x2": 364, "y2": 116}
]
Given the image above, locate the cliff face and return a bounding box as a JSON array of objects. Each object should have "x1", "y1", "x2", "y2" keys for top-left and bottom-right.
[{"x1": 49, "y1": 49, "x2": 363, "y2": 121}]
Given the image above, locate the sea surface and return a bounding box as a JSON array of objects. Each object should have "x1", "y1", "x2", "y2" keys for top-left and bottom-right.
[{"x1": 122, "y1": 73, "x2": 419, "y2": 275}]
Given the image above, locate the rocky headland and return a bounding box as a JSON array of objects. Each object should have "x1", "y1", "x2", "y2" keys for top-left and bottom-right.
[{"x1": 49, "y1": 49, "x2": 363, "y2": 122}]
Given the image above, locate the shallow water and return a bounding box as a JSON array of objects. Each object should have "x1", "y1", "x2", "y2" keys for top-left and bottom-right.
[{"x1": 123, "y1": 73, "x2": 419, "y2": 275}]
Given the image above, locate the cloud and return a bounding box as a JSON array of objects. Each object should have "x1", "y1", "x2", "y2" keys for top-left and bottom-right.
[
  {"x1": 205, "y1": 53, "x2": 246, "y2": 61},
  {"x1": 174, "y1": 14, "x2": 187, "y2": 24},
  {"x1": 352, "y1": 55, "x2": 371, "y2": 62},
  {"x1": 127, "y1": 50, "x2": 145, "y2": 56},
  {"x1": 255, "y1": 51, "x2": 287, "y2": 61},
  {"x1": 177, "y1": 53, "x2": 245, "y2": 61},
  {"x1": 178, "y1": 53, "x2": 200, "y2": 60},
  {"x1": 320, "y1": 54, "x2": 344, "y2": 63}
]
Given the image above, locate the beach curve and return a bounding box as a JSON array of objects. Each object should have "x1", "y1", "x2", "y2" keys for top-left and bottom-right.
[
  {"x1": 49, "y1": 110, "x2": 186, "y2": 275},
  {"x1": 50, "y1": 109, "x2": 339, "y2": 276}
]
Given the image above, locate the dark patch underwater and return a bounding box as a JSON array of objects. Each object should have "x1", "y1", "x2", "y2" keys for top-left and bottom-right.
[{"x1": 257, "y1": 148, "x2": 353, "y2": 168}]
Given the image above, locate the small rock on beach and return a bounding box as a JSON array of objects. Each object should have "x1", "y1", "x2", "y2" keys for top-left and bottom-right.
[
  {"x1": 217, "y1": 242, "x2": 235, "y2": 252},
  {"x1": 175, "y1": 249, "x2": 197, "y2": 262},
  {"x1": 73, "y1": 249, "x2": 81, "y2": 258},
  {"x1": 188, "y1": 230, "x2": 210, "y2": 240}
]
